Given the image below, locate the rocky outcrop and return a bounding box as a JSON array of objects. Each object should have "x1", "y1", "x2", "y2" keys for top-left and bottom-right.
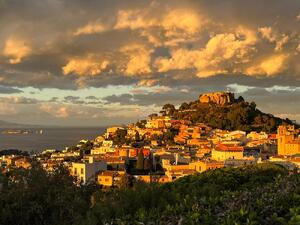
[{"x1": 199, "y1": 92, "x2": 235, "y2": 105}]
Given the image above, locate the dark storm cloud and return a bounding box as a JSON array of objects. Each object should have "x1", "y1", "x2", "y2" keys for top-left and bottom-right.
[
  {"x1": 242, "y1": 87, "x2": 300, "y2": 110},
  {"x1": 85, "y1": 96, "x2": 98, "y2": 100},
  {"x1": 199, "y1": 0, "x2": 300, "y2": 30},
  {"x1": 63, "y1": 96, "x2": 85, "y2": 104},
  {"x1": 0, "y1": 85, "x2": 22, "y2": 94},
  {"x1": 103, "y1": 90, "x2": 196, "y2": 107}
]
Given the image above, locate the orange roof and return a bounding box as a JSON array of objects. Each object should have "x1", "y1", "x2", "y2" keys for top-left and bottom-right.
[{"x1": 216, "y1": 144, "x2": 243, "y2": 152}]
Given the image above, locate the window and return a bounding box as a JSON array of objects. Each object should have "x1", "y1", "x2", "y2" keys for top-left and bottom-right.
[
  {"x1": 81, "y1": 168, "x2": 84, "y2": 174},
  {"x1": 74, "y1": 168, "x2": 77, "y2": 175}
]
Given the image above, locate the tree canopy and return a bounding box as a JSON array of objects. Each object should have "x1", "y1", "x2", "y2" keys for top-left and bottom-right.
[
  {"x1": 171, "y1": 99, "x2": 296, "y2": 133},
  {"x1": 2, "y1": 163, "x2": 300, "y2": 224}
]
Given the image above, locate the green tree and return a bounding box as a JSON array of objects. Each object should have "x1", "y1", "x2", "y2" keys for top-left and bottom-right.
[
  {"x1": 162, "y1": 104, "x2": 176, "y2": 116},
  {"x1": 144, "y1": 157, "x2": 153, "y2": 171},
  {"x1": 135, "y1": 131, "x2": 140, "y2": 141},
  {"x1": 136, "y1": 149, "x2": 144, "y2": 171},
  {"x1": 112, "y1": 129, "x2": 127, "y2": 145},
  {"x1": 0, "y1": 163, "x2": 93, "y2": 225},
  {"x1": 179, "y1": 102, "x2": 189, "y2": 111}
]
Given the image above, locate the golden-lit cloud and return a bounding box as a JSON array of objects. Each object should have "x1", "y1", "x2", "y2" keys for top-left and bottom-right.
[
  {"x1": 1, "y1": 0, "x2": 300, "y2": 126},
  {"x1": 3, "y1": 37, "x2": 32, "y2": 64},
  {"x1": 162, "y1": 9, "x2": 203, "y2": 37},
  {"x1": 0, "y1": 2, "x2": 300, "y2": 89},
  {"x1": 62, "y1": 56, "x2": 109, "y2": 76},
  {"x1": 137, "y1": 79, "x2": 159, "y2": 87},
  {"x1": 259, "y1": 27, "x2": 289, "y2": 52},
  {"x1": 114, "y1": 9, "x2": 155, "y2": 30},
  {"x1": 114, "y1": 7, "x2": 205, "y2": 47},
  {"x1": 155, "y1": 27, "x2": 257, "y2": 77},
  {"x1": 73, "y1": 22, "x2": 107, "y2": 36},
  {"x1": 120, "y1": 44, "x2": 152, "y2": 76},
  {"x1": 245, "y1": 54, "x2": 289, "y2": 76}
]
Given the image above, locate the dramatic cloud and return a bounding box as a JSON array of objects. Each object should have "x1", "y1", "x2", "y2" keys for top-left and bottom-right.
[
  {"x1": 155, "y1": 27, "x2": 257, "y2": 77},
  {"x1": 63, "y1": 56, "x2": 109, "y2": 76},
  {"x1": 120, "y1": 44, "x2": 152, "y2": 76},
  {"x1": 1, "y1": 0, "x2": 300, "y2": 86},
  {"x1": 137, "y1": 79, "x2": 159, "y2": 87},
  {"x1": 259, "y1": 27, "x2": 289, "y2": 52},
  {"x1": 73, "y1": 22, "x2": 107, "y2": 36},
  {"x1": 0, "y1": 85, "x2": 23, "y2": 94},
  {"x1": 3, "y1": 37, "x2": 32, "y2": 64},
  {"x1": 103, "y1": 87, "x2": 194, "y2": 107},
  {"x1": 0, "y1": 0, "x2": 299, "y2": 125},
  {"x1": 245, "y1": 54, "x2": 289, "y2": 76}
]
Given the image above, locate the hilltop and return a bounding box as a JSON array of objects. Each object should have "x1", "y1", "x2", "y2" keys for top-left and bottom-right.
[
  {"x1": 159, "y1": 91, "x2": 296, "y2": 133},
  {"x1": 0, "y1": 120, "x2": 22, "y2": 128}
]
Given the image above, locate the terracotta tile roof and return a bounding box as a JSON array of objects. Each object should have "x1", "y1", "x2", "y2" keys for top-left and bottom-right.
[{"x1": 216, "y1": 144, "x2": 244, "y2": 152}]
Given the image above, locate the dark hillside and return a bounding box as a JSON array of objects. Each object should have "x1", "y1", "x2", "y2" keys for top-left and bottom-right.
[{"x1": 160, "y1": 92, "x2": 297, "y2": 133}]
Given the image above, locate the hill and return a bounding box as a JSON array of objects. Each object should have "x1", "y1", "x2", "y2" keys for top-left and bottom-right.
[
  {"x1": 160, "y1": 92, "x2": 297, "y2": 133},
  {"x1": 0, "y1": 120, "x2": 28, "y2": 128},
  {"x1": 0, "y1": 120, "x2": 56, "y2": 128}
]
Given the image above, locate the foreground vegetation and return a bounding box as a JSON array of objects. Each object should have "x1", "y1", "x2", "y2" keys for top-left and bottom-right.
[{"x1": 1, "y1": 164, "x2": 300, "y2": 225}]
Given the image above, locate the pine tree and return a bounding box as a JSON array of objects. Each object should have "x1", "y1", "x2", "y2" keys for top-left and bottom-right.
[{"x1": 136, "y1": 149, "x2": 144, "y2": 171}]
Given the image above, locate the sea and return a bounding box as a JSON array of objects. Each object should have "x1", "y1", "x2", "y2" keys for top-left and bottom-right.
[{"x1": 0, "y1": 127, "x2": 106, "y2": 153}]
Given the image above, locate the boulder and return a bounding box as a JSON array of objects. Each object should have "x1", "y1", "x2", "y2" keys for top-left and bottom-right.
[{"x1": 199, "y1": 92, "x2": 235, "y2": 105}]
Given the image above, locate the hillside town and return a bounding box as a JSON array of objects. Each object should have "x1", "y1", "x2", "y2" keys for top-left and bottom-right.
[{"x1": 1, "y1": 92, "x2": 300, "y2": 188}]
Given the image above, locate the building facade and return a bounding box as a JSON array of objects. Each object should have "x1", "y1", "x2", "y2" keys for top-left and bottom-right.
[{"x1": 277, "y1": 125, "x2": 300, "y2": 156}]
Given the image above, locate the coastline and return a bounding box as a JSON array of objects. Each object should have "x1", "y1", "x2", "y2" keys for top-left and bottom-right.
[{"x1": 0, "y1": 127, "x2": 106, "y2": 152}]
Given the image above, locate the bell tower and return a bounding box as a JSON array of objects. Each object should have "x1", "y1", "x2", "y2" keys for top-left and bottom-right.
[
  {"x1": 277, "y1": 125, "x2": 295, "y2": 155},
  {"x1": 277, "y1": 126, "x2": 286, "y2": 155}
]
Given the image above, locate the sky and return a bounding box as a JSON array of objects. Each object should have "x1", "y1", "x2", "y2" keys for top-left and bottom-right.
[{"x1": 0, "y1": 0, "x2": 299, "y2": 127}]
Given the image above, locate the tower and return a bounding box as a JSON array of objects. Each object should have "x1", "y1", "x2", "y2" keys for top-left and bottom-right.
[{"x1": 277, "y1": 125, "x2": 295, "y2": 155}]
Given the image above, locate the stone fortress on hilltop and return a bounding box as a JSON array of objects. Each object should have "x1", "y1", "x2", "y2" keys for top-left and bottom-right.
[{"x1": 199, "y1": 91, "x2": 235, "y2": 105}]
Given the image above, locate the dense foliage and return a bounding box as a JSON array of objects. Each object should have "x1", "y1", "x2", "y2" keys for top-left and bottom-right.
[
  {"x1": 1, "y1": 164, "x2": 300, "y2": 225},
  {"x1": 162, "y1": 98, "x2": 296, "y2": 133},
  {"x1": 0, "y1": 164, "x2": 93, "y2": 225},
  {"x1": 0, "y1": 149, "x2": 29, "y2": 156},
  {"x1": 85, "y1": 164, "x2": 300, "y2": 225}
]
